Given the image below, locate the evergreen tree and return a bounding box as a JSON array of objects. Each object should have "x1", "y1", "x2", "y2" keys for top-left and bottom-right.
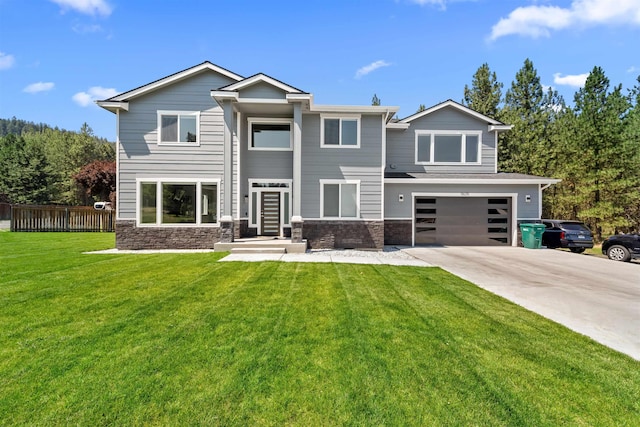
[
  {"x1": 0, "y1": 134, "x2": 52, "y2": 204},
  {"x1": 571, "y1": 66, "x2": 638, "y2": 239},
  {"x1": 416, "y1": 104, "x2": 426, "y2": 113},
  {"x1": 462, "y1": 63, "x2": 503, "y2": 117},
  {"x1": 371, "y1": 94, "x2": 381, "y2": 106},
  {"x1": 622, "y1": 76, "x2": 640, "y2": 232},
  {"x1": 499, "y1": 59, "x2": 560, "y2": 177}
]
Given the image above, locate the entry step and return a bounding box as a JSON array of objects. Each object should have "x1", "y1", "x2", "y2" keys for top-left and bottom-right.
[{"x1": 230, "y1": 247, "x2": 286, "y2": 254}]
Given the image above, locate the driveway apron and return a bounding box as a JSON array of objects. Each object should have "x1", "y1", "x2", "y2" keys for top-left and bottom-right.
[{"x1": 403, "y1": 246, "x2": 640, "y2": 361}]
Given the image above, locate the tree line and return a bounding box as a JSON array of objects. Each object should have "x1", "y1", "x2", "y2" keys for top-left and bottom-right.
[
  {"x1": 461, "y1": 59, "x2": 640, "y2": 240},
  {"x1": 0, "y1": 120, "x2": 116, "y2": 207}
]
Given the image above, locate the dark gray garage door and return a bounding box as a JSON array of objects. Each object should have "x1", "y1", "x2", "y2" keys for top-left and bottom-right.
[{"x1": 415, "y1": 197, "x2": 511, "y2": 246}]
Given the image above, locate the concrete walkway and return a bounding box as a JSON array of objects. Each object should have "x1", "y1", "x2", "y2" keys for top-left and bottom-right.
[{"x1": 219, "y1": 249, "x2": 431, "y2": 267}]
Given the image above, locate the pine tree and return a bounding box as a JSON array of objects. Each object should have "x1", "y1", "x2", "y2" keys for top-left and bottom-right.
[
  {"x1": 463, "y1": 63, "x2": 503, "y2": 117},
  {"x1": 371, "y1": 94, "x2": 381, "y2": 106},
  {"x1": 499, "y1": 59, "x2": 560, "y2": 177},
  {"x1": 0, "y1": 134, "x2": 52, "y2": 204},
  {"x1": 622, "y1": 76, "x2": 640, "y2": 232},
  {"x1": 571, "y1": 66, "x2": 637, "y2": 239}
]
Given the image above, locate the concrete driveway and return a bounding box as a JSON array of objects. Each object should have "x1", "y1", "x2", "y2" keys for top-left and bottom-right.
[{"x1": 403, "y1": 246, "x2": 640, "y2": 361}]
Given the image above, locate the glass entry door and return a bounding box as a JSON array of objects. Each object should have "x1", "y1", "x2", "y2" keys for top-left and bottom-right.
[{"x1": 260, "y1": 192, "x2": 281, "y2": 236}]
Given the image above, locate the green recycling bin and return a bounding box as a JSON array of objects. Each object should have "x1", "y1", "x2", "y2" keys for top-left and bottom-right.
[{"x1": 520, "y1": 223, "x2": 546, "y2": 249}]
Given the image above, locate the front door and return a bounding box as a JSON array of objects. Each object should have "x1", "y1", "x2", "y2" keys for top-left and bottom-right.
[{"x1": 261, "y1": 192, "x2": 280, "y2": 236}]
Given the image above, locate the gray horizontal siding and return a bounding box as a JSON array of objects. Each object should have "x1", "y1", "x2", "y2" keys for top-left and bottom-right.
[
  {"x1": 301, "y1": 114, "x2": 383, "y2": 219},
  {"x1": 386, "y1": 107, "x2": 496, "y2": 174},
  {"x1": 384, "y1": 182, "x2": 541, "y2": 219},
  {"x1": 239, "y1": 82, "x2": 287, "y2": 100},
  {"x1": 117, "y1": 71, "x2": 236, "y2": 219}
]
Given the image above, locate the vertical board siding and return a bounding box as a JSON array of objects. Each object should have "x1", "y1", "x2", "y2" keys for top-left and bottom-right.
[
  {"x1": 386, "y1": 107, "x2": 496, "y2": 174},
  {"x1": 118, "y1": 71, "x2": 236, "y2": 219}
]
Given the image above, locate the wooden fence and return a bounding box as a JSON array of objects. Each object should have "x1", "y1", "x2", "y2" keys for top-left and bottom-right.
[{"x1": 11, "y1": 205, "x2": 115, "y2": 232}]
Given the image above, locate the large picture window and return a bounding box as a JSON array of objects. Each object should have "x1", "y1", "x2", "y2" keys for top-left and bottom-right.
[
  {"x1": 248, "y1": 118, "x2": 293, "y2": 150},
  {"x1": 138, "y1": 180, "x2": 218, "y2": 226},
  {"x1": 158, "y1": 111, "x2": 199, "y2": 145},
  {"x1": 415, "y1": 131, "x2": 481, "y2": 164},
  {"x1": 321, "y1": 180, "x2": 359, "y2": 218},
  {"x1": 321, "y1": 116, "x2": 360, "y2": 148}
]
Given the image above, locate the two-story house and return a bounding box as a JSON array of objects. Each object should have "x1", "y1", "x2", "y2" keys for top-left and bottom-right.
[{"x1": 98, "y1": 61, "x2": 558, "y2": 250}]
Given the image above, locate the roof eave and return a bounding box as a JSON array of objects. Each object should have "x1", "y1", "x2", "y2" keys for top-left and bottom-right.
[
  {"x1": 489, "y1": 124, "x2": 513, "y2": 132},
  {"x1": 386, "y1": 122, "x2": 410, "y2": 130},
  {"x1": 210, "y1": 90, "x2": 239, "y2": 106},
  {"x1": 96, "y1": 100, "x2": 129, "y2": 113},
  {"x1": 384, "y1": 177, "x2": 561, "y2": 185},
  {"x1": 311, "y1": 104, "x2": 400, "y2": 115}
]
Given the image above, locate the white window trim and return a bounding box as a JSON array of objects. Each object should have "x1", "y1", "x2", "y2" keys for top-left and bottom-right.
[
  {"x1": 248, "y1": 179, "x2": 292, "y2": 234},
  {"x1": 320, "y1": 114, "x2": 361, "y2": 148},
  {"x1": 320, "y1": 179, "x2": 361, "y2": 219},
  {"x1": 247, "y1": 117, "x2": 293, "y2": 151},
  {"x1": 136, "y1": 178, "x2": 220, "y2": 227},
  {"x1": 157, "y1": 110, "x2": 201, "y2": 146},
  {"x1": 415, "y1": 130, "x2": 482, "y2": 165}
]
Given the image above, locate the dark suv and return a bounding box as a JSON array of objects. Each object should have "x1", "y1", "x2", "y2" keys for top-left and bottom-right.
[
  {"x1": 541, "y1": 220, "x2": 594, "y2": 253},
  {"x1": 602, "y1": 233, "x2": 640, "y2": 262}
]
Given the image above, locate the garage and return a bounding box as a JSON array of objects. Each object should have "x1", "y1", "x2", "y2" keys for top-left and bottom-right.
[{"x1": 415, "y1": 196, "x2": 512, "y2": 246}]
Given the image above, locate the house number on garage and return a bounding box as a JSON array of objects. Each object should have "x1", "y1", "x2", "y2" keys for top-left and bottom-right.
[{"x1": 460, "y1": 192, "x2": 469, "y2": 196}]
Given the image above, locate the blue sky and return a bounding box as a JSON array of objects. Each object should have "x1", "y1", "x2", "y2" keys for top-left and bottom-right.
[{"x1": 1, "y1": 0, "x2": 639, "y2": 140}]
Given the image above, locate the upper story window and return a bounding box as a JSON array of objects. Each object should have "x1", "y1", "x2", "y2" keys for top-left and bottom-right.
[
  {"x1": 321, "y1": 115, "x2": 360, "y2": 148},
  {"x1": 415, "y1": 131, "x2": 481, "y2": 164},
  {"x1": 158, "y1": 111, "x2": 200, "y2": 145},
  {"x1": 248, "y1": 118, "x2": 293, "y2": 151}
]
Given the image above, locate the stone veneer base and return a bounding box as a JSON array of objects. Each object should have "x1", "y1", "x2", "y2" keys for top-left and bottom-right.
[
  {"x1": 116, "y1": 220, "x2": 221, "y2": 250},
  {"x1": 303, "y1": 220, "x2": 384, "y2": 250},
  {"x1": 384, "y1": 220, "x2": 413, "y2": 246}
]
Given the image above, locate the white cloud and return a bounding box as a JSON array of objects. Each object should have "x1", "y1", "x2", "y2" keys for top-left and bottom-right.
[
  {"x1": 23, "y1": 82, "x2": 55, "y2": 94},
  {"x1": 73, "y1": 86, "x2": 118, "y2": 106},
  {"x1": 553, "y1": 72, "x2": 589, "y2": 87},
  {"x1": 50, "y1": 0, "x2": 112, "y2": 16},
  {"x1": 355, "y1": 60, "x2": 392, "y2": 79},
  {"x1": 489, "y1": 0, "x2": 640, "y2": 41},
  {"x1": 408, "y1": 0, "x2": 474, "y2": 9},
  {"x1": 627, "y1": 65, "x2": 639, "y2": 73},
  {"x1": 72, "y1": 23, "x2": 103, "y2": 34},
  {"x1": 0, "y1": 52, "x2": 15, "y2": 70}
]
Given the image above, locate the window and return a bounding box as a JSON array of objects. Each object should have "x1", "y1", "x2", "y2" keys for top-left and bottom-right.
[
  {"x1": 138, "y1": 180, "x2": 219, "y2": 225},
  {"x1": 158, "y1": 111, "x2": 199, "y2": 145},
  {"x1": 248, "y1": 118, "x2": 293, "y2": 150},
  {"x1": 415, "y1": 131, "x2": 481, "y2": 164},
  {"x1": 140, "y1": 183, "x2": 157, "y2": 224},
  {"x1": 321, "y1": 180, "x2": 359, "y2": 218},
  {"x1": 321, "y1": 116, "x2": 360, "y2": 147}
]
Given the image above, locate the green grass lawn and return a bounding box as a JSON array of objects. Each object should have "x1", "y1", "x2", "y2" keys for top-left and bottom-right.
[{"x1": 1, "y1": 233, "x2": 638, "y2": 426}]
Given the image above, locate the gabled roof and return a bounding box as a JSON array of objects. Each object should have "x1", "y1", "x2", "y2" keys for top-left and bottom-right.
[
  {"x1": 104, "y1": 61, "x2": 244, "y2": 102},
  {"x1": 217, "y1": 73, "x2": 306, "y2": 94},
  {"x1": 400, "y1": 99, "x2": 504, "y2": 125}
]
